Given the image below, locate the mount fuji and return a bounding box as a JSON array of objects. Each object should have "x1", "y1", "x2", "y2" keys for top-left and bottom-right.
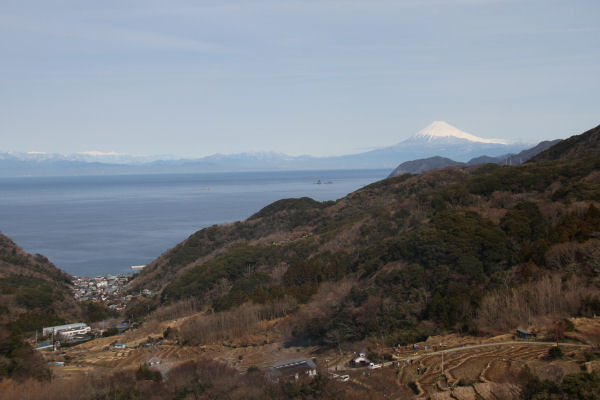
[
  {"x1": 410, "y1": 121, "x2": 509, "y2": 145},
  {"x1": 0, "y1": 122, "x2": 534, "y2": 176},
  {"x1": 324, "y1": 121, "x2": 530, "y2": 169}
]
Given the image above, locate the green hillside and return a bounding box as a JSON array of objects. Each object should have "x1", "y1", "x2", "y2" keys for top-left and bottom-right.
[
  {"x1": 529, "y1": 123, "x2": 600, "y2": 163},
  {"x1": 0, "y1": 234, "x2": 79, "y2": 380},
  {"x1": 129, "y1": 125, "x2": 600, "y2": 350}
]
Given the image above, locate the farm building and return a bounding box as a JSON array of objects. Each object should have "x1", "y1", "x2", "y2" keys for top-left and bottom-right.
[
  {"x1": 116, "y1": 322, "x2": 130, "y2": 333},
  {"x1": 34, "y1": 342, "x2": 54, "y2": 351},
  {"x1": 516, "y1": 328, "x2": 536, "y2": 339},
  {"x1": 266, "y1": 358, "x2": 317, "y2": 381}
]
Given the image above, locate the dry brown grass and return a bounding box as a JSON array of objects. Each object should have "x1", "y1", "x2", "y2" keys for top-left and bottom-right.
[
  {"x1": 147, "y1": 297, "x2": 200, "y2": 322},
  {"x1": 477, "y1": 275, "x2": 597, "y2": 333},
  {"x1": 180, "y1": 297, "x2": 297, "y2": 345},
  {"x1": 279, "y1": 279, "x2": 355, "y2": 338}
]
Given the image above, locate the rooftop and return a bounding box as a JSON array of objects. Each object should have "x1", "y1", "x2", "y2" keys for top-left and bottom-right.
[
  {"x1": 43, "y1": 322, "x2": 88, "y2": 332},
  {"x1": 272, "y1": 358, "x2": 317, "y2": 369}
]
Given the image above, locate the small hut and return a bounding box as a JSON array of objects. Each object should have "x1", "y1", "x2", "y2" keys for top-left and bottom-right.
[{"x1": 516, "y1": 328, "x2": 536, "y2": 339}]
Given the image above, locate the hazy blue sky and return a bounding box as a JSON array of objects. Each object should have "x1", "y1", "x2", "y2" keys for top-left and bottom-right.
[{"x1": 1, "y1": 0, "x2": 599, "y2": 157}]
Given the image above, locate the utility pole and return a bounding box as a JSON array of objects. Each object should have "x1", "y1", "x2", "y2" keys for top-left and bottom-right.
[
  {"x1": 441, "y1": 351, "x2": 444, "y2": 377},
  {"x1": 380, "y1": 334, "x2": 384, "y2": 373}
]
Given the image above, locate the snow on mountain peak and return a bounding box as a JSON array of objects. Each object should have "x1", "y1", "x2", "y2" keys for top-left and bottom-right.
[
  {"x1": 77, "y1": 151, "x2": 127, "y2": 156},
  {"x1": 414, "y1": 121, "x2": 509, "y2": 145}
]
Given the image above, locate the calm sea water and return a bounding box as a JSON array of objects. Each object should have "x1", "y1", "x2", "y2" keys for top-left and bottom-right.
[{"x1": 0, "y1": 170, "x2": 387, "y2": 277}]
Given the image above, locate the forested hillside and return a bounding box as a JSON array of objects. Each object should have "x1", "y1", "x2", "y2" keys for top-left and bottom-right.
[
  {"x1": 1, "y1": 124, "x2": 598, "y2": 398},
  {"x1": 529, "y1": 124, "x2": 600, "y2": 162},
  {"x1": 0, "y1": 234, "x2": 80, "y2": 379},
  {"x1": 128, "y1": 125, "x2": 600, "y2": 350}
]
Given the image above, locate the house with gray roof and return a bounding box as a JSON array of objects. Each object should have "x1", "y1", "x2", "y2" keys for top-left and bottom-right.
[{"x1": 266, "y1": 358, "x2": 317, "y2": 381}]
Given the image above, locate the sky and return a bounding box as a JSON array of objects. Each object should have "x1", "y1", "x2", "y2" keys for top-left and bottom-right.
[{"x1": 1, "y1": 0, "x2": 599, "y2": 158}]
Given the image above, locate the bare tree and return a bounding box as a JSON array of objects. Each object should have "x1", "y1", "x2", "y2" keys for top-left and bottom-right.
[{"x1": 477, "y1": 275, "x2": 597, "y2": 333}]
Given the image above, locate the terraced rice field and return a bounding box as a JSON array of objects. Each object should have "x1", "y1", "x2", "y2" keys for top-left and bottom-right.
[
  {"x1": 395, "y1": 343, "x2": 587, "y2": 399},
  {"x1": 47, "y1": 317, "x2": 600, "y2": 399}
]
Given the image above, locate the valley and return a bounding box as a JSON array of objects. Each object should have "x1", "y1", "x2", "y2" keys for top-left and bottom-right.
[
  {"x1": 3, "y1": 0, "x2": 598, "y2": 396},
  {"x1": 16, "y1": 314, "x2": 600, "y2": 400},
  {"x1": 1, "y1": 123, "x2": 599, "y2": 399}
]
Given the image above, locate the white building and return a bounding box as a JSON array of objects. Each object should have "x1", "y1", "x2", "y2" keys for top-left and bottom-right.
[
  {"x1": 58, "y1": 326, "x2": 91, "y2": 340},
  {"x1": 43, "y1": 323, "x2": 90, "y2": 337},
  {"x1": 351, "y1": 350, "x2": 371, "y2": 367}
]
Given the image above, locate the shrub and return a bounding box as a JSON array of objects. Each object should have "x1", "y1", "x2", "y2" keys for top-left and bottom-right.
[
  {"x1": 563, "y1": 318, "x2": 575, "y2": 332},
  {"x1": 136, "y1": 364, "x2": 161, "y2": 382},
  {"x1": 163, "y1": 326, "x2": 179, "y2": 340},
  {"x1": 81, "y1": 301, "x2": 117, "y2": 323},
  {"x1": 102, "y1": 327, "x2": 118, "y2": 337},
  {"x1": 584, "y1": 351, "x2": 596, "y2": 362},
  {"x1": 548, "y1": 346, "x2": 563, "y2": 359},
  {"x1": 522, "y1": 371, "x2": 600, "y2": 400},
  {"x1": 457, "y1": 378, "x2": 473, "y2": 386}
]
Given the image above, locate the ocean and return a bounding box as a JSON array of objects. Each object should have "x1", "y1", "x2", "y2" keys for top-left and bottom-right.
[{"x1": 0, "y1": 169, "x2": 388, "y2": 277}]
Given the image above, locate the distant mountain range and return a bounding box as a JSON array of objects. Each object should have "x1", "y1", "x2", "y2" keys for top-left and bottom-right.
[
  {"x1": 388, "y1": 139, "x2": 561, "y2": 177},
  {"x1": 0, "y1": 121, "x2": 536, "y2": 177}
]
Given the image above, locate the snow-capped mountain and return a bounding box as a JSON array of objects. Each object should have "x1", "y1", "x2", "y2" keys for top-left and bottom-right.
[
  {"x1": 411, "y1": 121, "x2": 509, "y2": 145},
  {"x1": 0, "y1": 121, "x2": 536, "y2": 176},
  {"x1": 329, "y1": 121, "x2": 530, "y2": 167},
  {"x1": 1, "y1": 151, "x2": 179, "y2": 164},
  {"x1": 201, "y1": 151, "x2": 307, "y2": 163}
]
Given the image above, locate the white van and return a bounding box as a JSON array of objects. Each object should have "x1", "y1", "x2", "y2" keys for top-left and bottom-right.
[{"x1": 368, "y1": 362, "x2": 382, "y2": 369}]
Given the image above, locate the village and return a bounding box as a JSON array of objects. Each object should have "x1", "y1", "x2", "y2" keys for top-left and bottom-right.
[
  {"x1": 33, "y1": 314, "x2": 600, "y2": 399},
  {"x1": 31, "y1": 269, "x2": 596, "y2": 397},
  {"x1": 30, "y1": 272, "x2": 157, "y2": 351},
  {"x1": 72, "y1": 273, "x2": 154, "y2": 310}
]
